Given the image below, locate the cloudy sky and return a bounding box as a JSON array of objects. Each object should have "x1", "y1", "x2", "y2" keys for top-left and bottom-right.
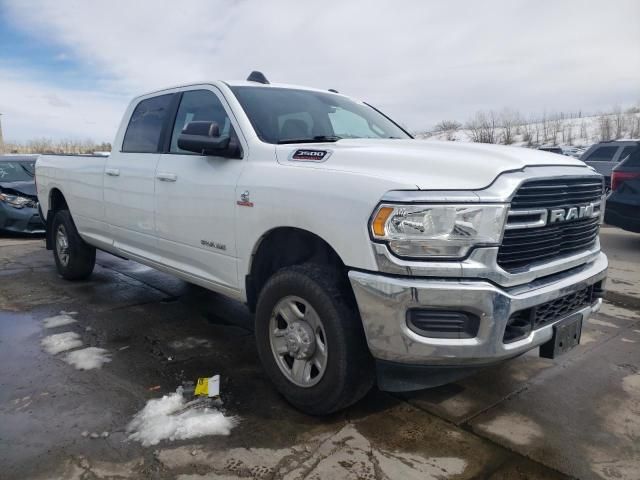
[{"x1": 0, "y1": 0, "x2": 638, "y2": 142}]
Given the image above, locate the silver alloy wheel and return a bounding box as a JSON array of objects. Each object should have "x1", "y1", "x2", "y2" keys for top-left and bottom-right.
[
  {"x1": 55, "y1": 224, "x2": 70, "y2": 267},
  {"x1": 269, "y1": 295, "x2": 328, "y2": 388}
]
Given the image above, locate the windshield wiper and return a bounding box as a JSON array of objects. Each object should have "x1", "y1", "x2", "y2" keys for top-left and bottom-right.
[
  {"x1": 277, "y1": 135, "x2": 341, "y2": 145},
  {"x1": 19, "y1": 164, "x2": 35, "y2": 177}
]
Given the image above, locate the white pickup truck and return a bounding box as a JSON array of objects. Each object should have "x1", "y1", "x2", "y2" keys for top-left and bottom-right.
[{"x1": 36, "y1": 72, "x2": 608, "y2": 414}]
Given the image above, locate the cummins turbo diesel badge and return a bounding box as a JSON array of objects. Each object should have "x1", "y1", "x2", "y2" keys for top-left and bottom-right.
[{"x1": 291, "y1": 149, "x2": 329, "y2": 162}]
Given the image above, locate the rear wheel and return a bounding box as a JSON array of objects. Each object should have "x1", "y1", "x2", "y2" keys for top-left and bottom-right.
[
  {"x1": 52, "y1": 210, "x2": 95, "y2": 280},
  {"x1": 255, "y1": 264, "x2": 374, "y2": 415}
]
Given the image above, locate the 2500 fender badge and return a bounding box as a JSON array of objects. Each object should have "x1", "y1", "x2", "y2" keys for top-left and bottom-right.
[
  {"x1": 291, "y1": 149, "x2": 330, "y2": 162},
  {"x1": 201, "y1": 240, "x2": 226, "y2": 251}
]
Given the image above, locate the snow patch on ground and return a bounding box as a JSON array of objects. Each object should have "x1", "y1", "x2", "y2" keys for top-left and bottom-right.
[
  {"x1": 42, "y1": 312, "x2": 77, "y2": 328},
  {"x1": 41, "y1": 332, "x2": 83, "y2": 354},
  {"x1": 127, "y1": 388, "x2": 236, "y2": 446},
  {"x1": 64, "y1": 347, "x2": 112, "y2": 370}
]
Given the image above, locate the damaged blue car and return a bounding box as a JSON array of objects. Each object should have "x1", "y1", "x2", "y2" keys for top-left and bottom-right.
[{"x1": 0, "y1": 155, "x2": 45, "y2": 235}]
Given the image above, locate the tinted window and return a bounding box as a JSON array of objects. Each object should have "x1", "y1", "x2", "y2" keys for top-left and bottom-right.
[
  {"x1": 231, "y1": 86, "x2": 409, "y2": 144},
  {"x1": 585, "y1": 146, "x2": 619, "y2": 162},
  {"x1": 617, "y1": 146, "x2": 637, "y2": 162},
  {"x1": 621, "y1": 147, "x2": 640, "y2": 167},
  {"x1": 170, "y1": 90, "x2": 233, "y2": 154},
  {"x1": 122, "y1": 94, "x2": 173, "y2": 153},
  {"x1": 0, "y1": 161, "x2": 36, "y2": 182}
]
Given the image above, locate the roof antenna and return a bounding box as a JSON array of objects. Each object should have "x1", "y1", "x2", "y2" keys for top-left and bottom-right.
[
  {"x1": 247, "y1": 71, "x2": 269, "y2": 84},
  {"x1": 328, "y1": 89, "x2": 339, "y2": 93}
]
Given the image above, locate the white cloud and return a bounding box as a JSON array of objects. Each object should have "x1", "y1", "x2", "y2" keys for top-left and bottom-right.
[
  {"x1": 2, "y1": 0, "x2": 639, "y2": 140},
  {"x1": 0, "y1": 67, "x2": 127, "y2": 142}
]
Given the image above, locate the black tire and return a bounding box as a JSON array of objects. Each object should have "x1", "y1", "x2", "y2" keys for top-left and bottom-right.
[
  {"x1": 51, "y1": 209, "x2": 96, "y2": 280},
  {"x1": 255, "y1": 263, "x2": 374, "y2": 415}
]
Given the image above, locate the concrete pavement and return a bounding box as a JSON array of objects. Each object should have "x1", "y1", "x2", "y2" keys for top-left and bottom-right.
[{"x1": 0, "y1": 227, "x2": 638, "y2": 479}]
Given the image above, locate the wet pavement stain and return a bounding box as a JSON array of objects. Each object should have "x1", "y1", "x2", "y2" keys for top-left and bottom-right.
[{"x1": 1, "y1": 232, "x2": 640, "y2": 479}]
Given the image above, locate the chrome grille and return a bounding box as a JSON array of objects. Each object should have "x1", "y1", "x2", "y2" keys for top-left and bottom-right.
[{"x1": 498, "y1": 177, "x2": 604, "y2": 272}]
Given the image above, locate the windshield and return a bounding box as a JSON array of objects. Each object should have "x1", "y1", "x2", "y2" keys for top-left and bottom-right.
[
  {"x1": 0, "y1": 161, "x2": 36, "y2": 182},
  {"x1": 230, "y1": 86, "x2": 411, "y2": 144}
]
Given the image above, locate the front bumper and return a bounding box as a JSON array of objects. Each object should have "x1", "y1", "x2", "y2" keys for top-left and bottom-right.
[
  {"x1": 0, "y1": 204, "x2": 45, "y2": 234},
  {"x1": 349, "y1": 252, "x2": 607, "y2": 367}
]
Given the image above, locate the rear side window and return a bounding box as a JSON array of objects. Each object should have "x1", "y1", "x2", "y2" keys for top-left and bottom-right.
[
  {"x1": 621, "y1": 147, "x2": 640, "y2": 167},
  {"x1": 122, "y1": 94, "x2": 173, "y2": 153},
  {"x1": 584, "y1": 146, "x2": 619, "y2": 162},
  {"x1": 618, "y1": 146, "x2": 637, "y2": 163}
]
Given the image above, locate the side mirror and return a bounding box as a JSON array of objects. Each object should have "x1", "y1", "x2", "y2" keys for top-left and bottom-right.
[{"x1": 177, "y1": 121, "x2": 230, "y2": 155}]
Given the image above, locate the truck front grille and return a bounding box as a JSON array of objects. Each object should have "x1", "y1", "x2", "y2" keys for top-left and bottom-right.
[{"x1": 498, "y1": 177, "x2": 604, "y2": 272}]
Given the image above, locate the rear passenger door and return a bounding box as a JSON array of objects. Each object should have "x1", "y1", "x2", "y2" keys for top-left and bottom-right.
[
  {"x1": 154, "y1": 88, "x2": 246, "y2": 292},
  {"x1": 104, "y1": 93, "x2": 175, "y2": 258}
]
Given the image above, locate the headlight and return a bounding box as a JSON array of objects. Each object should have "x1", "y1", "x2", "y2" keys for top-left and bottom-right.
[
  {"x1": 0, "y1": 193, "x2": 33, "y2": 209},
  {"x1": 371, "y1": 204, "x2": 508, "y2": 258}
]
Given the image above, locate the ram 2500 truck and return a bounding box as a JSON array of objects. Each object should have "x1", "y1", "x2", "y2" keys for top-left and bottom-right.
[{"x1": 36, "y1": 72, "x2": 608, "y2": 414}]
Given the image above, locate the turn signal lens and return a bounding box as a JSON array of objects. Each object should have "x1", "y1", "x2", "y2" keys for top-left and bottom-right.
[{"x1": 372, "y1": 207, "x2": 394, "y2": 236}]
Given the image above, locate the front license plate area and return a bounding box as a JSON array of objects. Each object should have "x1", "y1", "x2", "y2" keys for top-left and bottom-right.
[{"x1": 539, "y1": 313, "x2": 583, "y2": 359}]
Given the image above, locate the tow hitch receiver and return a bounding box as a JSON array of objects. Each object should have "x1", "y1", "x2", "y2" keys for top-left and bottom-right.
[{"x1": 540, "y1": 313, "x2": 583, "y2": 359}]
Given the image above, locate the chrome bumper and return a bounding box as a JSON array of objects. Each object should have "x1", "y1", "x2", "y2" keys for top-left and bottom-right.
[{"x1": 349, "y1": 253, "x2": 608, "y2": 366}]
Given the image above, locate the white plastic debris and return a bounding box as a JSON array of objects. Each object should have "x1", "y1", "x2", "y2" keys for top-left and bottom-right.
[{"x1": 127, "y1": 387, "x2": 236, "y2": 446}]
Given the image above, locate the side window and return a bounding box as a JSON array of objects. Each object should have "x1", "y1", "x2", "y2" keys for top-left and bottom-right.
[
  {"x1": 122, "y1": 94, "x2": 173, "y2": 153},
  {"x1": 170, "y1": 90, "x2": 233, "y2": 153},
  {"x1": 585, "y1": 146, "x2": 619, "y2": 162},
  {"x1": 617, "y1": 146, "x2": 636, "y2": 162},
  {"x1": 622, "y1": 147, "x2": 640, "y2": 167}
]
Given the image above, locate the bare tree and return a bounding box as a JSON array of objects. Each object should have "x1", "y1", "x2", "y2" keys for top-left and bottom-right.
[
  {"x1": 612, "y1": 107, "x2": 625, "y2": 139},
  {"x1": 579, "y1": 120, "x2": 588, "y2": 141},
  {"x1": 550, "y1": 115, "x2": 563, "y2": 144},
  {"x1": 466, "y1": 111, "x2": 498, "y2": 144},
  {"x1": 499, "y1": 108, "x2": 520, "y2": 145},
  {"x1": 4, "y1": 138, "x2": 112, "y2": 154},
  {"x1": 434, "y1": 120, "x2": 462, "y2": 141},
  {"x1": 598, "y1": 115, "x2": 612, "y2": 141}
]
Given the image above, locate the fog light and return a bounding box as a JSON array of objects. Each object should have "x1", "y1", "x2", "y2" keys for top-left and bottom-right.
[{"x1": 406, "y1": 309, "x2": 480, "y2": 339}]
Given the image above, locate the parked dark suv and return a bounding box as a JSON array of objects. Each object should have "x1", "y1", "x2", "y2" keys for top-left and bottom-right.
[
  {"x1": 581, "y1": 140, "x2": 640, "y2": 189},
  {"x1": 605, "y1": 145, "x2": 640, "y2": 233}
]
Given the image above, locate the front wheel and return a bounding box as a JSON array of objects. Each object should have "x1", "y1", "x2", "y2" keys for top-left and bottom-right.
[
  {"x1": 255, "y1": 264, "x2": 374, "y2": 415},
  {"x1": 52, "y1": 210, "x2": 96, "y2": 280}
]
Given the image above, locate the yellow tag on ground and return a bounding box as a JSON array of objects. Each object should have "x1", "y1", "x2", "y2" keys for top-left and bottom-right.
[{"x1": 194, "y1": 377, "x2": 209, "y2": 396}]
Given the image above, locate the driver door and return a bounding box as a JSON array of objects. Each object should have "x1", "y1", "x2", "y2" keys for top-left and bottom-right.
[{"x1": 154, "y1": 88, "x2": 245, "y2": 292}]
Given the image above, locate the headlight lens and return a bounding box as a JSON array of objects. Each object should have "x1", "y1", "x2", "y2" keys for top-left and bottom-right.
[
  {"x1": 0, "y1": 193, "x2": 33, "y2": 209},
  {"x1": 371, "y1": 204, "x2": 507, "y2": 258}
]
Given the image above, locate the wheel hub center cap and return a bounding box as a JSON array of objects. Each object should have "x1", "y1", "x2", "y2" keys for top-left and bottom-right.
[{"x1": 285, "y1": 321, "x2": 315, "y2": 359}]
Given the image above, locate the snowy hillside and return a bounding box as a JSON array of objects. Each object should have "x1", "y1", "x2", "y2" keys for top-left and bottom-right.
[{"x1": 416, "y1": 110, "x2": 640, "y2": 151}]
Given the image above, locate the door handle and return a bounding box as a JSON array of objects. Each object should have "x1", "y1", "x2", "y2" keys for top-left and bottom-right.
[
  {"x1": 105, "y1": 168, "x2": 120, "y2": 177},
  {"x1": 156, "y1": 172, "x2": 178, "y2": 182}
]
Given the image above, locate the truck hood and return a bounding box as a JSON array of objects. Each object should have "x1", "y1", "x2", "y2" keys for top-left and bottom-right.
[
  {"x1": 0, "y1": 180, "x2": 37, "y2": 198},
  {"x1": 276, "y1": 139, "x2": 588, "y2": 190}
]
